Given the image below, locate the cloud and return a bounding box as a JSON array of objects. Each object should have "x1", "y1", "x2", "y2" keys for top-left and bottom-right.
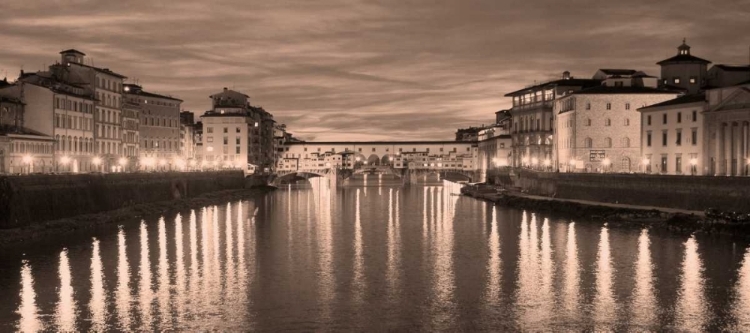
[{"x1": 0, "y1": 0, "x2": 748, "y2": 141}]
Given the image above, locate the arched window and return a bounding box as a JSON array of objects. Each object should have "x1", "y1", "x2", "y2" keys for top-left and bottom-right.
[
  {"x1": 56, "y1": 135, "x2": 60, "y2": 151},
  {"x1": 586, "y1": 118, "x2": 592, "y2": 126},
  {"x1": 67, "y1": 136, "x2": 72, "y2": 152},
  {"x1": 605, "y1": 118, "x2": 611, "y2": 126},
  {"x1": 74, "y1": 137, "x2": 78, "y2": 152},
  {"x1": 585, "y1": 137, "x2": 593, "y2": 148},
  {"x1": 622, "y1": 137, "x2": 630, "y2": 148},
  {"x1": 624, "y1": 118, "x2": 630, "y2": 126},
  {"x1": 605, "y1": 137, "x2": 612, "y2": 148}
]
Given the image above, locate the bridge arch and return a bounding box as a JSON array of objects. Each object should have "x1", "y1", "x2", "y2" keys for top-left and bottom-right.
[
  {"x1": 366, "y1": 154, "x2": 380, "y2": 166},
  {"x1": 272, "y1": 171, "x2": 327, "y2": 186}
]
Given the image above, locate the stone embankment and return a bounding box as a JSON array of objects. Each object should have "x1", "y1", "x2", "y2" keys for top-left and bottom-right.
[{"x1": 462, "y1": 185, "x2": 750, "y2": 238}]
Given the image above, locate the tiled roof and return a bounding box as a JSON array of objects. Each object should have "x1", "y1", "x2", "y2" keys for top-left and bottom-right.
[
  {"x1": 570, "y1": 85, "x2": 682, "y2": 95},
  {"x1": 637, "y1": 93, "x2": 706, "y2": 111},
  {"x1": 68, "y1": 61, "x2": 127, "y2": 79},
  {"x1": 599, "y1": 69, "x2": 638, "y2": 76},
  {"x1": 60, "y1": 49, "x2": 86, "y2": 55},
  {"x1": 657, "y1": 54, "x2": 711, "y2": 65},
  {"x1": 127, "y1": 89, "x2": 183, "y2": 102},
  {"x1": 504, "y1": 78, "x2": 601, "y2": 96},
  {"x1": 713, "y1": 64, "x2": 750, "y2": 72}
]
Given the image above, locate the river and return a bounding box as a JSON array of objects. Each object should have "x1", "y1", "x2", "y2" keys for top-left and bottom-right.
[{"x1": 1, "y1": 177, "x2": 749, "y2": 331}]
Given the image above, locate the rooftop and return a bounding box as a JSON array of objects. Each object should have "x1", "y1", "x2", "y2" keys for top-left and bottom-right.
[
  {"x1": 123, "y1": 84, "x2": 182, "y2": 102},
  {"x1": 637, "y1": 93, "x2": 706, "y2": 111},
  {"x1": 570, "y1": 85, "x2": 682, "y2": 95},
  {"x1": 713, "y1": 64, "x2": 750, "y2": 72},
  {"x1": 60, "y1": 49, "x2": 86, "y2": 56},
  {"x1": 67, "y1": 61, "x2": 127, "y2": 79},
  {"x1": 599, "y1": 69, "x2": 638, "y2": 76},
  {"x1": 504, "y1": 78, "x2": 601, "y2": 96}
]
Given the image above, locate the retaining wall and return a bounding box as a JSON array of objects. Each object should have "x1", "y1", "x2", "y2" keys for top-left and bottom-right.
[
  {"x1": 514, "y1": 170, "x2": 750, "y2": 213},
  {"x1": 0, "y1": 171, "x2": 248, "y2": 228}
]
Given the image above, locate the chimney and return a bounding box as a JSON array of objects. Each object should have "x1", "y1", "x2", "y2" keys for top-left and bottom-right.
[
  {"x1": 223, "y1": 87, "x2": 228, "y2": 91},
  {"x1": 562, "y1": 71, "x2": 571, "y2": 80}
]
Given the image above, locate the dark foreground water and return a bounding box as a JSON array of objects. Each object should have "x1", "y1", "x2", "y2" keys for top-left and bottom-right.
[{"x1": 1, "y1": 179, "x2": 750, "y2": 331}]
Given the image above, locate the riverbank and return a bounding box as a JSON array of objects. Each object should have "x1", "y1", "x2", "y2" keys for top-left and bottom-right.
[
  {"x1": 463, "y1": 187, "x2": 750, "y2": 238},
  {"x1": 0, "y1": 186, "x2": 275, "y2": 251}
]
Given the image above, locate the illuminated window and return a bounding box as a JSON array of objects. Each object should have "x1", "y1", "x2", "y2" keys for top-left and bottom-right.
[
  {"x1": 673, "y1": 77, "x2": 680, "y2": 84},
  {"x1": 689, "y1": 77, "x2": 696, "y2": 84}
]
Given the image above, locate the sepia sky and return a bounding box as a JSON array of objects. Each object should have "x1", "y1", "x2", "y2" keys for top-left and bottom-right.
[{"x1": 1, "y1": 0, "x2": 749, "y2": 141}]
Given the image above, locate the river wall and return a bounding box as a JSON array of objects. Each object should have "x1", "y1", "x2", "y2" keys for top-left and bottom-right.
[
  {"x1": 505, "y1": 170, "x2": 750, "y2": 213},
  {"x1": 0, "y1": 171, "x2": 257, "y2": 229}
]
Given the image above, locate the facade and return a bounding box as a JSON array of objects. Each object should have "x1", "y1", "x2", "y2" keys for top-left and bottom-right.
[
  {"x1": 180, "y1": 111, "x2": 196, "y2": 163},
  {"x1": 555, "y1": 75, "x2": 679, "y2": 173},
  {"x1": 0, "y1": 95, "x2": 54, "y2": 174},
  {"x1": 123, "y1": 84, "x2": 182, "y2": 170},
  {"x1": 200, "y1": 88, "x2": 275, "y2": 173},
  {"x1": 3, "y1": 73, "x2": 97, "y2": 173},
  {"x1": 53, "y1": 49, "x2": 128, "y2": 172},
  {"x1": 505, "y1": 71, "x2": 600, "y2": 168},
  {"x1": 477, "y1": 121, "x2": 512, "y2": 183},
  {"x1": 657, "y1": 39, "x2": 711, "y2": 94},
  {"x1": 121, "y1": 100, "x2": 140, "y2": 169},
  {"x1": 638, "y1": 94, "x2": 707, "y2": 175},
  {"x1": 703, "y1": 82, "x2": 750, "y2": 176}
]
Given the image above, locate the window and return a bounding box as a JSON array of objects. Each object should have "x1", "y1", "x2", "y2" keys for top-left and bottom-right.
[
  {"x1": 606, "y1": 103, "x2": 611, "y2": 110},
  {"x1": 662, "y1": 131, "x2": 668, "y2": 146},
  {"x1": 372, "y1": 148, "x2": 376, "y2": 152},
  {"x1": 236, "y1": 127, "x2": 241, "y2": 133},
  {"x1": 677, "y1": 112, "x2": 682, "y2": 123},
  {"x1": 236, "y1": 146, "x2": 241, "y2": 154},
  {"x1": 692, "y1": 128, "x2": 698, "y2": 146},
  {"x1": 674, "y1": 77, "x2": 681, "y2": 84},
  {"x1": 605, "y1": 137, "x2": 612, "y2": 148},
  {"x1": 223, "y1": 127, "x2": 228, "y2": 133},
  {"x1": 647, "y1": 115, "x2": 652, "y2": 126},
  {"x1": 676, "y1": 131, "x2": 682, "y2": 146},
  {"x1": 584, "y1": 137, "x2": 592, "y2": 148},
  {"x1": 586, "y1": 103, "x2": 591, "y2": 110},
  {"x1": 207, "y1": 137, "x2": 213, "y2": 143},
  {"x1": 207, "y1": 127, "x2": 214, "y2": 133},
  {"x1": 625, "y1": 103, "x2": 630, "y2": 110},
  {"x1": 663, "y1": 114, "x2": 667, "y2": 124},
  {"x1": 586, "y1": 118, "x2": 592, "y2": 126},
  {"x1": 689, "y1": 77, "x2": 697, "y2": 84},
  {"x1": 661, "y1": 156, "x2": 668, "y2": 173},
  {"x1": 692, "y1": 111, "x2": 697, "y2": 122},
  {"x1": 605, "y1": 118, "x2": 611, "y2": 126},
  {"x1": 624, "y1": 118, "x2": 630, "y2": 126},
  {"x1": 676, "y1": 156, "x2": 682, "y2": 173},
  {"x1": 622, "y1": 137, "x2": 631, "y2": 148},
  {"x1": 236, "y1": 137, "x2": 240, "y2": 145}
]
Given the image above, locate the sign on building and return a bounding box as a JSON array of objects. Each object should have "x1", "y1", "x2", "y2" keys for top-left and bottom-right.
[{"x1": 589, "y1": 150, "x2": 606, "y2": 162}]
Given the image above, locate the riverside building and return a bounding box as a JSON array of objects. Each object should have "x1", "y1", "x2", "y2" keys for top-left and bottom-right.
[{"x1": 123, "y1": 84, "x2": 182, "y2": 170}]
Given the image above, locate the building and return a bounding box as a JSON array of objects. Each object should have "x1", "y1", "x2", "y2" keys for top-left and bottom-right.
[
  {"x1": 51, "y1": 49, "x2": 128, "y2": 172},
  {"x1": 706, "y1": 64, "x2": 750, "y2": 88},
  {"x1": 0, "y1": 96, "x2": 54, "y2": 174},
  {"x1": 200, "y1": 88, "x2": 275, "y2": 173},
  {"x1": 477, "y1": 115, "x2": 512, "y2": 183},
  {"x1": 657, "y1": 39, "x2": 711, "y2": 94},
  {"x1": 180, "y1": 111, "x2": 196, "y2": 164},
  {"x1": 2, "y1": 72, "x2": 97, "y2": 173},
  {"x1": 555, "y1": 73, "x2": 680, "y2": 173},
  {"x1": 703, "y1": 81, "x2": 750, "y2": 176},
  {"x1": 505, "y1": 71, "x2": 601, "y2": 168},
  {"x1": 637, "y1": 94, "x2": 707, "y2": 175},
  {"x1": 123, "y1": 84, "x2": 182, "y2": 170},
  {"x1": 455, "y1": 126, "x2": 487, "y2": 142},
  {"x1": 121, "y1": 100, "x2": 140, "y2": 169}
]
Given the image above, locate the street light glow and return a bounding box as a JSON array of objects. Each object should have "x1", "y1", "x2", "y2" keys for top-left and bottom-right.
[
  {"x1": 60, "y1": 156, "x2": 70, "y2": 164},
  {"x1": 92, "y1": 157, "x2": 102, "y2": 165},
  {"x1": 118, "y1": 157, "x2": 128, "y2": 166},
  {"x1": 531, "y1": 157, "x2": 539, "y2": 165},
  {"x1": 642, "y1": 158, "x2": 650, "y2": 166},
  {"x1": 22, "y1": 154, "x2": 33, "y2": 164},
  {"x1": 690, "y1": 158, "x2": 698, "y2": 166},
  {"x1": 569, "y1": 159, "x2": 576, "y2": 166},
  {"x1": 602, "y1": 158, "x2": 611, "y2": 167},
  {"x1": 543, "y1": 159, "x2": 551, "y2": 167}
]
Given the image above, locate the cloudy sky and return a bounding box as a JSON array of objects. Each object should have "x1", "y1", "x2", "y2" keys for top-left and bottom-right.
[{"x1": 1, "y1": 0, "x2": 748, "y2": 141}]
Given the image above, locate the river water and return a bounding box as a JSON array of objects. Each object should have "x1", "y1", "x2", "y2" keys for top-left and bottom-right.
[{"x1": 1, "y1": 177, "x2": 749, "y2": 331}]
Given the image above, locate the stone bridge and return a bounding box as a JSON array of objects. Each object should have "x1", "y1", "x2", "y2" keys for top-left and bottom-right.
[{"x1": 271, "y1": 165, "x2": 475, "y2": 187}]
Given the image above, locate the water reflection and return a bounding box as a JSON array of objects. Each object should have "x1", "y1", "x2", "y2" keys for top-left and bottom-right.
[
  {"x1": 90, "y1": 238, "x2": 107, "y2": 331},
  {"x1": 631, "y1": 229, "x2": 656, "y2": 327},
  {"x1": 593, "y1": 225, "x2": 616, "y2": 328},
  {"x1": 16, "y1": 260, "x2": 41, "y2": 333},
  {"x1": 56, "y1": 249, "x2": 77, "y2": 332},
  {"x1": 674, "y1": 235, "x2": 708, "y2": 331},
  {"x1": 115, "y1": 228, "x2": 131, "y2": 330},
  {"x1": 562, "y1": 222, "x2": 580, "y2": 321},
  {"x1": 3, "y1": 185, "x2": 749, "y2": 331}
]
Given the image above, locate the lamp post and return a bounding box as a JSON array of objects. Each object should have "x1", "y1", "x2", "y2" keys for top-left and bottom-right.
[
  {"x1": 690, "y1": 158, "x2": 698, "y2": 176},
  {"x1": 22, "y1": 154, "x2": 32, "y2": 174},
  {"x1": 568, "y1": 158, "x2": 576, "y2": 173},
  {"x1": 92, "y1": 156, "x2": 102, "y2": 172},
  {"x1": 602, "y1": 158, "x2": 611, "y2": 173},
  {"x1": 543, "y1": 158, "x2": 551, "y2": 171},
  {"x1": 118, "y1": 157, "x2": 128, "y2": 172},
  {"x1": 60, "y1": 155, "x2": 70, "y2": 173},
  {"x1": 641, "y1": 158, "x2": 650, "y2": 174}
]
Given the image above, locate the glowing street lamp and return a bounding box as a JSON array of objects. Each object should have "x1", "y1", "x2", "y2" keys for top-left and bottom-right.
[
  {"x1": 690, "y1": 158, "x2": 698, "y2": 166},
  {"x1": 543, "y1": 158, "x2": 551, "y2": 167},
  {"x1": 602, "y1": 158, "x2": 611, "y2": 173},
  {"x1": 92, "y1": 156, "x2": 101, "y2": 172},
  {"x1": 642, "y1": 158, "x2": 650, "y2": 166},
  {"x1": 60, "y1": 155, "x2": 70, "y2": 165},
  {"x1": 118, "y1": 157, "x2": 128, "y2": 172},
  {"x1": 531, "y1": 157, "x2": 539, "y2": 166},
  {"x1": 22, "y1": 154, "x2": 32, "y2": 174}
]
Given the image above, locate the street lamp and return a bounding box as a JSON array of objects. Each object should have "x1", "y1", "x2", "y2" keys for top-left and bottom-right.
[
  {"x1": 118, "y1": 157, "x2": 128, "y2": 172},
  {"x1": 602, "y1": 158, "x2": 611, "y2": 173},
  {"x1": 60, "y1": 155, "x2": 70, "y2": 172},
  {"x1": 641, "y1": 158, "x2": 650, "y2": 174},
  {"x1": 543, "y1": 158, "x2": 551, "y2": 170},
  {"x1": 92, "y1": 156, "x2": 102, "y2": 172},
  {"x1": 159, "y1": 159, "x2": 166, "y2": 171},
  {"x1": 22, "y1": 154, "x2": 32, "y2": 174},
  {"x1": 690, "y1": 158, "x2": 698, "y2": 175}
]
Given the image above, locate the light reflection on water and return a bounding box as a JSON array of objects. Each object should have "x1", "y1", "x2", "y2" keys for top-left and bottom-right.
[{"x1": 2, "y1": 183, "x2": 749, "y2": 331}]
